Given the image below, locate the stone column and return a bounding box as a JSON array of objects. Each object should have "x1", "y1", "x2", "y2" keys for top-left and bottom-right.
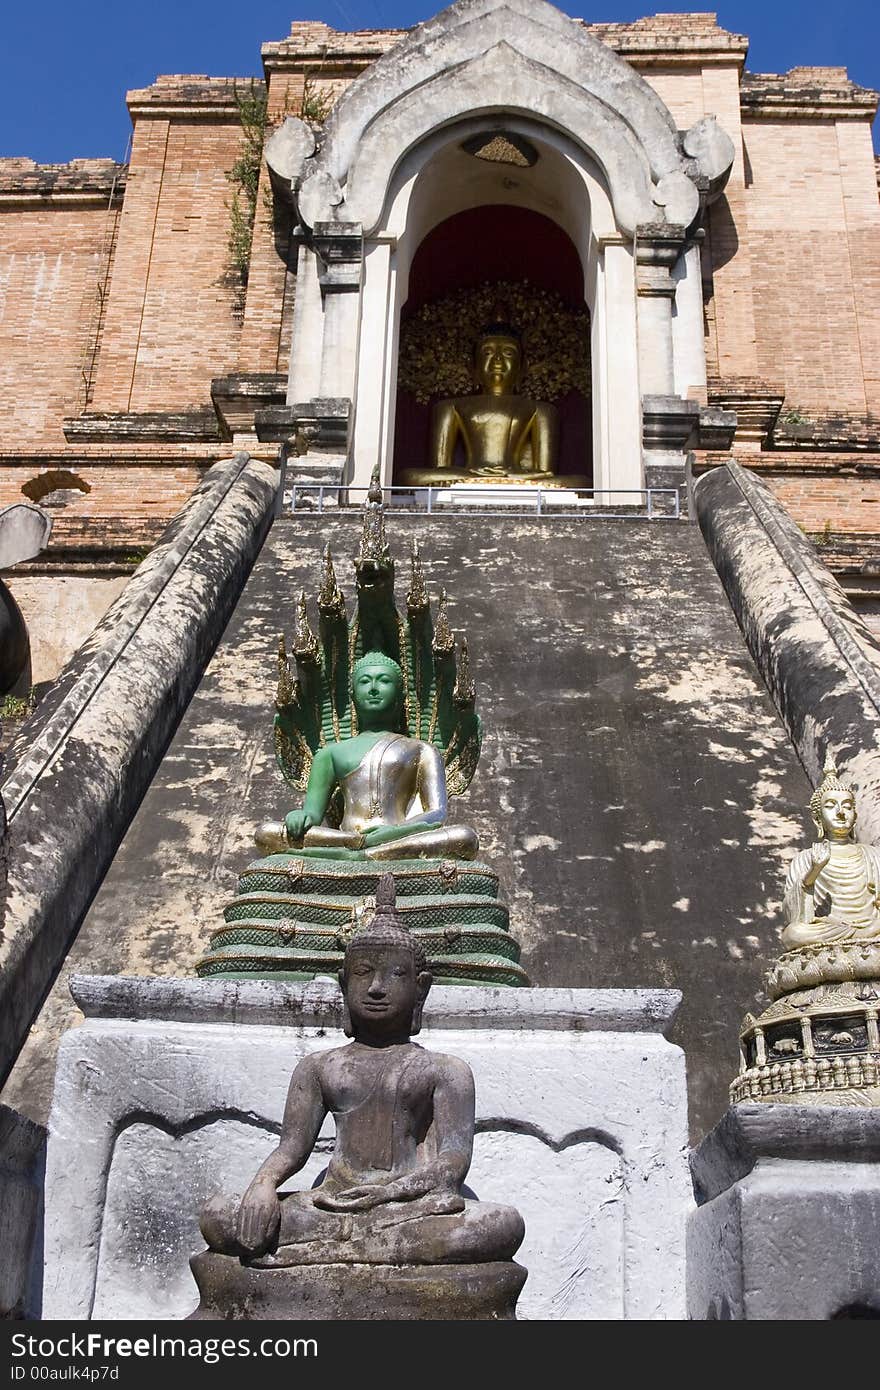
[
  {"x1": 352, "y1": 239, "x2": 395, "y2": 491},
  {"x1": 280, "y1": 226, "x2": 364, "y2": 494},
  {"x1": 672, "y1": 240, "x2": 708, "y2": 398},
  {"x1": 596, "y1": 238, "x2": 642, "y2": 498},
  {"x1": 635, "y1": 225, "x2": 686, "y2": 397},
  {"x1": 636, "y1": 226, "x2": 692, "y2": 498}
]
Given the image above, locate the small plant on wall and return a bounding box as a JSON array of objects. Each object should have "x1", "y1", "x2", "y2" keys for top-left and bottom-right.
[
  {"x1": 227, "y1": 79, "x2": 269, "y2": 289},
  {"x1": 226, "y1": 77, "x2": 336, "y2": 298}
]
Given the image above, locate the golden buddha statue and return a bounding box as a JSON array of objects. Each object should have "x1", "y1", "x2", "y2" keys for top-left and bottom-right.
[
  {"x1": 781, "y1": 755, "x2": 880, "y2": 949},
  {"x1": 398, "y1": 313, "x2": 587, "y2": 489}
]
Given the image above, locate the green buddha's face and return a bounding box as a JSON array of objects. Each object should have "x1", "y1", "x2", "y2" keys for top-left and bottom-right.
[
  {"x1": 476, "y1": 334, "x2": 521, "y2": 396},
  {"x1": 819, "y1": 788, "x2": 856, "y2": 841},
  {"x1": 352, "y1": 660, "x2": 403, "y2": 728}
]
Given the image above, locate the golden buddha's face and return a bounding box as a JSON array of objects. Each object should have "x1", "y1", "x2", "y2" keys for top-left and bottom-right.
[
  {"x1": 476, "y1": 334, "x2": 522, "y2": 396},
  {"x1": 818, "y1": 788, "x2": 856, "y2": 841}
]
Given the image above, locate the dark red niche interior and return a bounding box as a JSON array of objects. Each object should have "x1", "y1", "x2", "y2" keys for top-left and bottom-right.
[{"x1": 392, "y1": 204, "x2": 592, "y2": 481}]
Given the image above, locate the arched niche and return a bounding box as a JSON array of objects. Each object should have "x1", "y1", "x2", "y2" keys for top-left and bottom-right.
[
  {"x1": 391, "y1": 205, "x2": 592, "y2": 483},
  {"x1": 276, "y1": 0, "x2": 729, "y2": 496},
  {"x1": 348, "y1": 117, "x2": 641, "y2": 496}
]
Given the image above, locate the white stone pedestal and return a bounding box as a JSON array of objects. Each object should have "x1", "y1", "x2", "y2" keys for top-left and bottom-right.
[
  {"x1": 42, "y1": 977, "x2": 690, "y2": 1321},
  {"x1": 687, "y1": 1104, "x2": 880, "y2": 1320}
]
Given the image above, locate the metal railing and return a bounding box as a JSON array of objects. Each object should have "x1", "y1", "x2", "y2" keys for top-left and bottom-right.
[{"x1": 284, "y1": 482, "x2": 681, "y2": 520}]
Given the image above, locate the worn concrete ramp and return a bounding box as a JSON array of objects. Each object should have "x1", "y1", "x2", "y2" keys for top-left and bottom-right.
[{"x1": 3, "y1": 514, "x2": 811, "y2": 1137}]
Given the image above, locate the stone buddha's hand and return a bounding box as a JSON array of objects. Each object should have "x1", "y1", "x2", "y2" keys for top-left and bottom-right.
[
  {"x1": 284, "y1": 810, "x2": 314, "y2": 846},
  {"x1": 313, "y1": 1182, "x2": 393, "y2": 1213},
  {"x1": 236, "y1": 1177, "x2": 282, "y2": 1256}
]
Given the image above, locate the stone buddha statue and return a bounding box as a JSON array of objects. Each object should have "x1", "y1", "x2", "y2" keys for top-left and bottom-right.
[
  {"x1": 191, "y1": 876, "x2": 526, "y2": 1319},
  {"x1": 399, "y1": 313, "x2": 585, "y2": 488},
  {"x1": 256, "y1": 650, "x2": 479, "y2": 861},
  {"x1": 781, "y1": 755, "x2": 880, "y2": 949}
]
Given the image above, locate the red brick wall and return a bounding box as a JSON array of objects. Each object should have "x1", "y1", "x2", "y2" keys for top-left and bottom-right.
[
  {"x1": 742, "y1": 121, "x2": 877, "y2": 412},
  {"x1": 0, "y1": 195, "x2": 113, "y2": 445},
  {"x1": 91, "y1": 115, "x2": 244, "y2": 412}
]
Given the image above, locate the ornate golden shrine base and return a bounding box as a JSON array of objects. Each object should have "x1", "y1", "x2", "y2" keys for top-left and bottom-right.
[
  {"x1": 732, "y1": 943, "x2": 880, "y2": 1106},
  {"x1": 396, "y1": 469, "x2": 592, "y2": 489},
  {"x1": 188, "y1": 1252, "x2": 527, "y2": 1320}
]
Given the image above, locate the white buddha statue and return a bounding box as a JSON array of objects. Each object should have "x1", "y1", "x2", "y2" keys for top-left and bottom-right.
[{"x1": 781, "y1": 755, "x2": 880, "y2": 949}]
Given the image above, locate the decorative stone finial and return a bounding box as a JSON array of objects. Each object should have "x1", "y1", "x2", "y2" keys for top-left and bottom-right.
[
  {"x1": 293, "y1": 592, "x2": 320, "y2": 665},
  {"x1": 453, "y1": 638, "x2": 475, "y2": 707}
]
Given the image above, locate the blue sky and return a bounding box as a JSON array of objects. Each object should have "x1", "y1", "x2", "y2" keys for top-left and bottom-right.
[{"x1": 1, "y1": 2, "x2": 878, "y2": 163}]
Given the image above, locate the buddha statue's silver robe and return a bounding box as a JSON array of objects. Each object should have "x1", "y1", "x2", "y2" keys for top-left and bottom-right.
[{"x1": 303, "y1": 732, "x2": 479, "y2": 860}]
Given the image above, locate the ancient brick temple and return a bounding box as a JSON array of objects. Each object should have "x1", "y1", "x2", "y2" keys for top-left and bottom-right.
[
  {"x1": 1, "y1": 6, "x2": 879, "y2": 678},
  {"x1": 3, "y1": 3, "x2": 880, "y2": 1321}
]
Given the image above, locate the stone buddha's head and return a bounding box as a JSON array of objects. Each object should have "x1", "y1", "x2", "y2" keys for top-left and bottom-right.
[
  {"x1": 475, "y1": 314, "x2": 523, "y2": 397},
  {"x1": 340, "y1": 874, "x2": 432, "y2": 1039},
  {"x1": 810, "y1": 755, "x2": 857, "y2": 842},
  {"x1": 351, "y1": 651, "x2": 405, "y2": 731}
]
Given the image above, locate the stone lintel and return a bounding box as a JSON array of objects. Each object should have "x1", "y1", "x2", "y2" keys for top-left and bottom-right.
[
  {"x1": 707, "y1": 377, "x2": 785, "y2": 450},
  {"x1": 636, "y1": 227, "x2": 687, "y2": 297},
  {"x1": 642, "y1": 395, "x2": 700, "y2": 451},
  {"x1": 261, "y1": 16, "x2": 749, "y2": 72},
  {"x1": 255, "y1": 398, "x2": 351, "y2": 449},
  {"x1": 313, "y1": 222, "x2": 364, "y2": 292},
  {"x1": 695, "y1": 407, "x2": 737, "y2": 450},
  {"x1": 126, "y1": 76, "x2": 263, "y2": 120},
  {"x1": 69, "y1": 974, "x2": 683, "y2": 1037},
  {"x1": 63, "y1": 411, "x2": 220, "y2": 445},
  {"x1": 741, "y1": 70, "x2": 878, "y2": 121},
  {"x1": 211, "y1": 374, "x2": 287, "y2": 440},
  {"x1": 0, "y1": 159, "x2": 126, "y2": 208}
]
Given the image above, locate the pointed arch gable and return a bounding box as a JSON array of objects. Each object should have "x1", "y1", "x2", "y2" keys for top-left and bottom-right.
[
  {"x1": 320, "y1": 0, "x2": 683, "y2": 189},
  {"x1": 341, "y1": 42, "x2": 677, "y2": 237}
]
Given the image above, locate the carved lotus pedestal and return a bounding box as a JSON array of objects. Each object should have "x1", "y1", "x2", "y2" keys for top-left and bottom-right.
[
  {"x1": 188, "y1": 1252, "x2": 527, "y2": 1320},
  {"x1": 732, "y1": 941, "x2": 880, "y2": 1106}
]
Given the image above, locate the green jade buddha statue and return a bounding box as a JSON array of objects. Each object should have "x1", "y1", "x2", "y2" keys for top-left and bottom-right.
[
  {"x1": 195, "y1": 479, "x2": 526, "y2": 988},
  {"x1": 256, "y1": 650, "x2": 479, "y2": 861}
]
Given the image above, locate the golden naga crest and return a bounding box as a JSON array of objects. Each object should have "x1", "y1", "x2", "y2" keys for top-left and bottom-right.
[{"x1": 272, "y1": 469, "x2": 482, "y2": 810}]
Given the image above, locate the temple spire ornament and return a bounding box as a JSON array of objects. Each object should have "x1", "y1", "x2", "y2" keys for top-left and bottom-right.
[
  {"x1": 454, "y1": 637, "x2": 475, "y2": 707},
  {"x1": 317, "y1": 543, "x2": 345, "y2": 619},
  {"x1": 292, "y1": 592, "x2": 320, "y2": 666},
  {"x1": 432, "y1": 588, "x2": 454, "y2": 655},
  {"x1": 275, "y1": 635, "x2": 295, "y2": 709},
  {"x1": 407, "y1": 538, "x2": 429, "y2": 614}
]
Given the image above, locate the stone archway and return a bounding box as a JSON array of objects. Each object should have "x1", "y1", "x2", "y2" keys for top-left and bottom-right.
[{"x1": 267, "y1": 0, "x2": 734, "y2": 495}]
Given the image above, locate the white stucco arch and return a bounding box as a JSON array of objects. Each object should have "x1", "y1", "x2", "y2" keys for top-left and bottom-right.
[
  {"x1": 274, "y1": 0, "x2": 732, "y2": 496},
  {"x1": 346, "y1": 117, "x2": 639, "y2": 496}
]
